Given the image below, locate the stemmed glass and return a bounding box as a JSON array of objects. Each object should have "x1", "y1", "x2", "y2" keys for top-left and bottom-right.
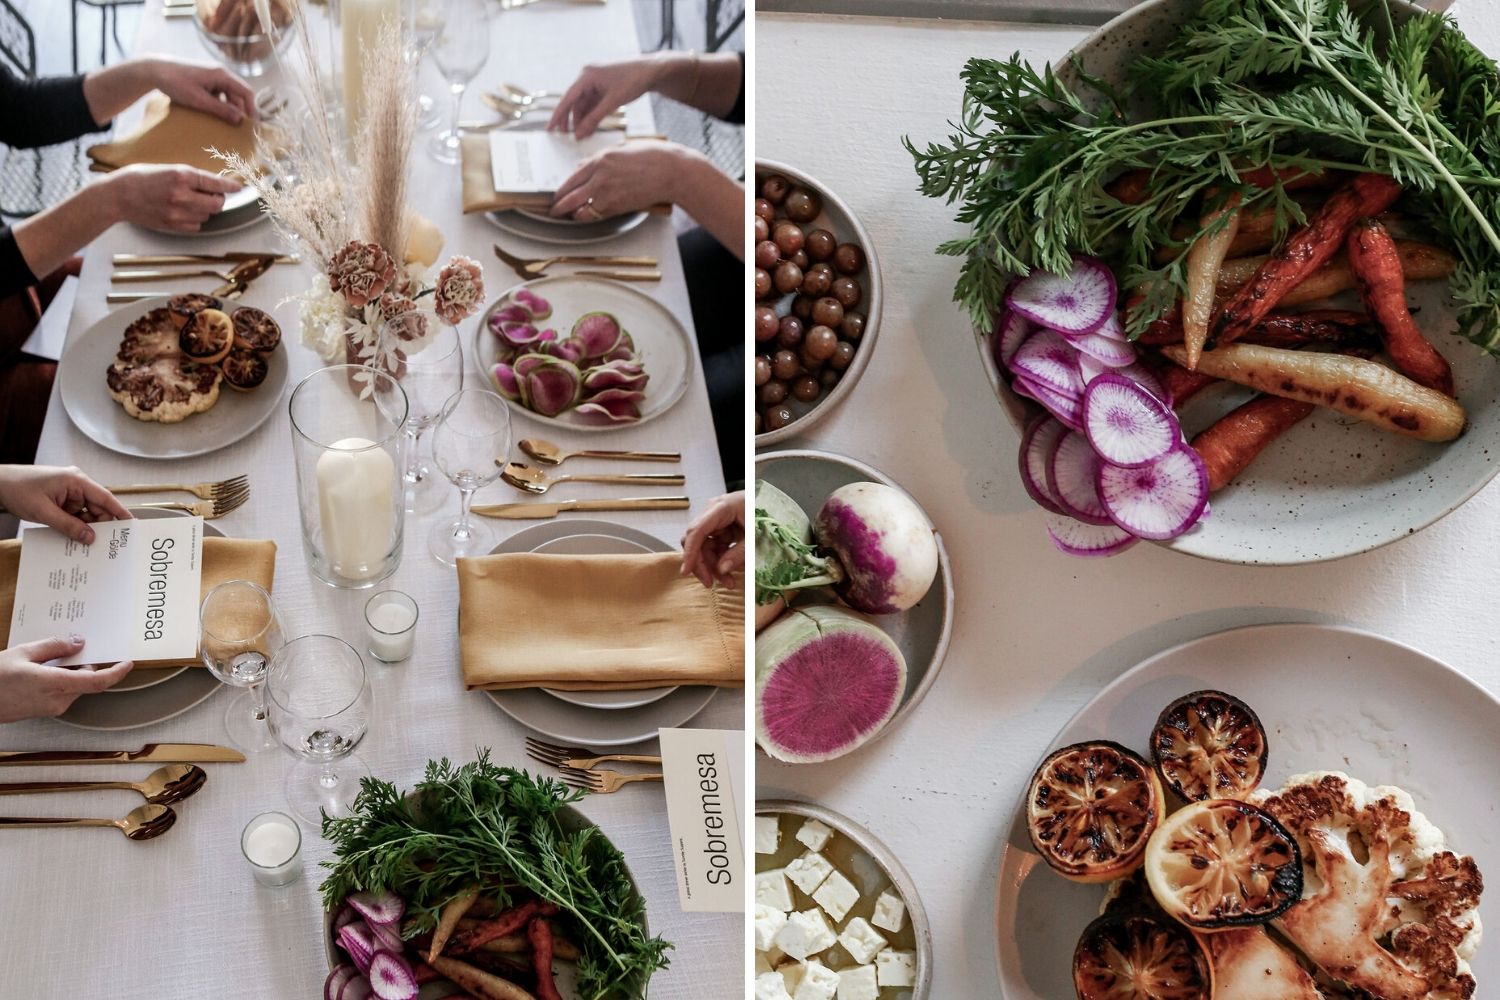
[
  {"x1": 379, "y1": 312, "x2": 464, "y2": 512},
  {"x1": 404, "y1": 0, "x2": 443, "y2": 130},
  {"x1": 429, "y1": 388, "x2": 512, "y2": 566},
  {"x1": 200, "y1": 581, "x2": 285, "y2": 754},
  {"x1": 264, "y1": 634, "x2": 372, "y2": 826},
  {"x1": 428, "y1": 0, "x2": 490, "y2": 164}
]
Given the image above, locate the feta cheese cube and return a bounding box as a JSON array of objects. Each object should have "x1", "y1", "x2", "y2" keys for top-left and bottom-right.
[
  {"x1": 795, "y1": 818, "x2": 834, "y2": 852},
  {"x1": 755, "y1": 971, "x2": 793, "y2": 1000},
  {"x1": 785, "y1": 850, "x2": 835, "y2": 896},
  {"x1": 757, "y1": 869, "x2": 794, "y2": 912},
  {"x1": 793, "y1": 960, "x2": 839, "y2": 1000},
  {"x1": 836, "y1": 965, "x2": 879, "y2": 1000},
  {"x1": 756, "y1": 815, "x2": 782, "y2": 854},
  {"x1": 775, "y1": 908, "x2": 838, "y2": 961},
  {"x1": 838, "y1": 917, "x2": 888, "y2": 964},
  {"x1": 871, "y1": 889, "x2": 907, "y2": 933},
  {"x1": 811, "y1": 870, "x2": 859, "y2": 923},
  {"x1": 876, "y1": 949, "x2": 917, "y2": 988},
  {"x1": 755, "y1": 904, "x2": 789, "y2": 951},
  {"x1": 755, "y1": 952, "x2": 773, "y2": 975}
]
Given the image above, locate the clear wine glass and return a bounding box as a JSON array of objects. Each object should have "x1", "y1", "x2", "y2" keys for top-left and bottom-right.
[
  {"x1": 404, "y1": 0, "x2": 443, "y2": 129},
  {"x1": 264, "y1": 634, "x2": 372, "y2": 826},
  {"x1": 428, "y1": 388, "x2": 511, "y2": 566},
  {"x1": 427, "y1": 0, "x2": 490, "y2": 164},
  {"x1": 379, "y1": 312, "x2": 464, "y2": 511},
  {"x1": 200, "y1": 580, "x2": 285, "y2": 754}
]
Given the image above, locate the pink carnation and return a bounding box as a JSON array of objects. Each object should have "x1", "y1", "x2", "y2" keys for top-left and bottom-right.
[
  {"x1": 434, "y1": 255, "x2": 484, "y2": 325},
  {"x1": 328, "y1": 241, "x2": 397, "y2": 309},
  {"x1": 376, "y1": 292, "x2": 426, "y2": 342}
]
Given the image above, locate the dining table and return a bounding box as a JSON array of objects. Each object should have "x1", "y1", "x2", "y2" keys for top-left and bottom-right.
[
  {"x1": 1, "y1": 1, "x2": 741, "y2": 997},
  {"x1": 758, "y1": 1, "x2": 1500, "y2": 997}
]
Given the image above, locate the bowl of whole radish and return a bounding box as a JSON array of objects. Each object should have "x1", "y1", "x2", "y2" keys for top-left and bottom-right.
[{"x1": 754, "y1": 450, "x2": 953, "y2": 764}]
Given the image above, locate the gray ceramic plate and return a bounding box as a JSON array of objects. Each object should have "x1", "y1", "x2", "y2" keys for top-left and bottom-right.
[
  {"x1": 753, "y1": 450, "x2": 954, "y2": 760},
  {"x1": 485, "y1": 207, "x2": 649, "y2": 246},
  {"x1": 994, "y1": 623, "x2": 1500, "y2": 998},
  {"x1": 974, "y1": 0, "x2": 1499, "y2": 565},
  {"x1": 134, "y1": 184, "x2": 266, "y2": 238},
  {"x1": 757, "y1": 799, "x2": 933, "y2": 1000},
  {"x1": 754, "y1": 159, "x2": 884, "y2": 448}
]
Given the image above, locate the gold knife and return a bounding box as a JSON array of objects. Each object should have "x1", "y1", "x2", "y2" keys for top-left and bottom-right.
[
  {"x1": 113, "y1": 253, "x2": 298, "y2": 266},
  {"x1": 473, "y1": 496, "x2": 690, "y2": 519},
  {"x1": 0, "y1": 743, "x2": 246, "y2": 765},
  {"x1": 572, "y1": 269, "x2": 661, "y2": 282}
]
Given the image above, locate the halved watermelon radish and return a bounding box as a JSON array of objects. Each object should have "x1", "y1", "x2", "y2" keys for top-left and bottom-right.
[{"x1": 756, "y1": 605, "x2": 908, "y2": 763}]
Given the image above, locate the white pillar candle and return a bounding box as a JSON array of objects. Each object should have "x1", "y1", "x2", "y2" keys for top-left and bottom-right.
[
  {"x1": 316, "y1": 437, "x2": 397, "y2": 582},
  {"x1": 341, "y1": 0, "x2": 399, "y2": 141},
  {"x1": 241, "y1": 812, "x2": 302, "y2": 886}
]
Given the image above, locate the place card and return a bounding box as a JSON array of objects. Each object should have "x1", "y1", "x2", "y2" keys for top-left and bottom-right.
[
  {"x1": 488, "y1": 129, "x2": 625, "y2": 194},
  {"x1": 7, "y1": 517, "x2": 204, "y2": 666},
  {"x1": 658, "y1": 727, "x2": 745, "y2": 913}
]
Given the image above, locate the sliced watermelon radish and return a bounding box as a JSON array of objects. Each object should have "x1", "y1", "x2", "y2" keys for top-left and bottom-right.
[
  {"x1": 367, "y1": 919, "x2": 403, "y2": 954},
  {"x1": 1009, "y1": 329, "x2": 1084, "y2": 398},
  {"x1": 1046, "y1": 431, "x2": 1113, "y2": 525},
  {"x1": 339, "y1": 976, "x2": 374, "y2": 1000},
  {"x1": 333, "y1": 904, "x2": 361, "y2": 931},
  {"x1": 525, "y1": 361, "x2": 583, "y2": 417},
  {"x1": 1013, "y1": 375, "x2": 1083, "y2": 431},
  {"x1": 488, "y1": 305, "x2": 529, "y2": 331},
  {"x1": 1096, "y1": 446, "x2": 1209, "y2": 540},
  {"x1": 545, "y1": 338, "x2": 585, "y2": 364},
  {"x1": 1019, "y1": 416, "x2": 1069, "y2": 515},
  {"x1": 1065, "y1": 327, "x2": 1136, "y2": 367},
  {"x1": 576, "y1": 387, "x2": 644, "y2": 423},
  {"x1": 512, "y1": 288, "x2": 553, "y2": 320},
  {"x1": 1006, "y1": 256, "x2": 1116, "y2": 335},
  {"x1": 582, "y1": 361, "x2": 649, "y2": 394},
  {"x1": 366, "y1": 951, "x2": 418, "y2": 1000},
  {"x1": 571, "y1": 311, "x2": 623, "y2": 357},
  {"x1": 512, "y1": 353, "x2": 553, "y2": 378},
  {"x1": 1083, "y1": 374, "x2": 1178, "y2": 468},
  {"x1": 348, "y1": 891, "x2": 404, "y2": 927},
  {"x1": 602, "y1": 339, "x2": 638, "y2": 363},
  {"x1": 325, "y1": 965, "x2": 359, "y2": 1000},
  {"x1": 995, "y1": 310, "x2": 1032, "y2": 370},
  {"x1": 1110, "y1": 361, "x2": 1172, "y2": 408},
  {"x1": 337, "y1": 922, "x2": 377, "y2": 974},
  {"x1": 1044, "y1": 511, "x2": 1138, "y2": 557},
  {"x1": 490, "y1": 363, "x2": 522, "y2": 401},
  {"x1": 1091, "y1": 310, "x2": 1128, "y2": 342},
  {"x1": 756, "y1": 605, "x2": 907, "y2": 763},
  {"x1": 500, "y1": 322, "x2": 544, "y2": 348}
]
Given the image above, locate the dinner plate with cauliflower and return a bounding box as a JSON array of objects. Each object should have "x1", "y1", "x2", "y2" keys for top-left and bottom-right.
[{"x1": 995, "y1": 623, "x2": 1492, "y2": 999}]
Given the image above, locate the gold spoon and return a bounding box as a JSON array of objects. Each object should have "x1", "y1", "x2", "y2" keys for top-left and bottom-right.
[
  {"x1": 517, "y1": 438, "x2": 681, "y2": 466},
  {"x1": 0, "y1": 764, "x2": 207, "y2": 805},
  {"x1": 0, "y1": 803, "x2": 177, "y2": 840},
  {"x1": 498, "y1": 461, "x2": 684, "y2": 495}
]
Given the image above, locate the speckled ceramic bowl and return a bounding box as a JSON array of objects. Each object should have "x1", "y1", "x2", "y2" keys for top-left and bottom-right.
[{"x1": 976, "y1": 0, "x2": 1500, "y2": 565}]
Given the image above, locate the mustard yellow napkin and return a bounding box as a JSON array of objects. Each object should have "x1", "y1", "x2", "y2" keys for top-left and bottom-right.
[
  {"x1": 87, "y1": 94, "x2": 259, "y2": 176},
  {"x1": 460, "y1": 133, "x2": 671, "y2": 216},
  {"x1": 0, "y1": 536, "x2": 277, "y2": 668},
  {"x1": 456, "y1": 551, "x2": 744, "y2": 691}
]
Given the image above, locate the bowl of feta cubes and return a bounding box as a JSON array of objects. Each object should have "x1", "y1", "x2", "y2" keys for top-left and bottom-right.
[{"x1": 754, "y1": 800, "x2": 931, "y2": 1000}]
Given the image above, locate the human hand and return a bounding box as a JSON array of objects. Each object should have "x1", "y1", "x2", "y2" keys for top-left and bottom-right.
[
  {"x1": 0, "y1": 637, "x2": 134, "y2": 723},
  {"x1": 103, "y1": 163, "x2": 242, "y2": 233},
  {"x1": 681, "y1": 491, "x2": 745, "y2": 589},
  {"x1": 145, "y1": 56, "x2": 257, "y2": 125},
  {"x1": 550, "y1": 141, "x2": 696, "y2": 221},
  {"x1": 548, "y1": 55, "x2": 674, "y2": 139},
  {"x1": 0, "y1": 465, "x2": 131, "y2": 544}
]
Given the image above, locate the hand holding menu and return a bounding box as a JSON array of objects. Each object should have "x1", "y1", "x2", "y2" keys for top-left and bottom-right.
[
  {"x1": 7, "y1": 517, "x2": 203, "y2": 666},
  {"x1": 489, "y1": 129, "x2": 626, "y2": 194}
]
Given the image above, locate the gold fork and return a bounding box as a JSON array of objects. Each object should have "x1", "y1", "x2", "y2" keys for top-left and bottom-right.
[
  {"x1": 132, "y1": 490, "x2": 249, "y2": 520},
  {"x1": 107, "y1": 475, "x2": 248, "y2": 501},
  {"x1": 493, "y1": 243, "x2": 656, "y2": 280},
  {"x1": 558, "y1": 766, "x2": 663, "y2": 794},
  {"x1": 525, "y1": 737, "x2": 660, "y2": 771}
]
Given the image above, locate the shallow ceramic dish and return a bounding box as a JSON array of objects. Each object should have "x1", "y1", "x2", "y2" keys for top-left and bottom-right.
[
  {"x1": 755, "y1": 159, "x2": 883, "y2": 448},
  {"x1": 753, "y1": 450, "x2": 953, "y2": 759},
  {"x1": 485, "y1": 207, "x2": 649, "y2": 246},
  {"x1": 994, "y1": 622, "x2": 1500, "y2": 998},
  {"x1": 974, "y1": 0, "x2": 1500, "y2": 565},
  {"x1": 473, "y1": 274, "x2": 692, "y2": 432},
  {"x1": 757, "y1": 799, "x2": 932, "y2": 999}
]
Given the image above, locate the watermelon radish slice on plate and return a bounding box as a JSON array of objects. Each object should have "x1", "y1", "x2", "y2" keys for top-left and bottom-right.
[
  {"x1": 1019, "y1": 417, "x2": 1069, "y2": 515},
  {"x1": 1097, "y1": 445, "x2": 1210, "y2": 540},
  {"x1": 1083, "y1": 374, "x2": 1179, "y2": 468},
  {"x1": 1044, "y1": 510, "x2": 1138, "y2": 557},
  {"x1": 1006, "y1": 256, "x2": 1116, "y2": 335},
  {"x1": 1010, "y1": 329, "x2": 1085, "y2": 399},
  {"x1": 1046, "y1": 431, "x2": 1113, "y2": 526}
]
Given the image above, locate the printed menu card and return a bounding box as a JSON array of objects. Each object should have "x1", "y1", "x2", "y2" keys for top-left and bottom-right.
[
  {"x1": 659, "y1": 727, "x2": 745, "y2": 913},
  {"x1": 489, "y1": 129, "x2": 625, "y2": 194},
  {"x1": 7, "y1": 517, "x2": 203, "y2": 666}
]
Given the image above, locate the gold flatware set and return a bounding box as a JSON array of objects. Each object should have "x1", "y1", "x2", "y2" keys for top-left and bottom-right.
[
  {"x1": 106, "y1": 252, "x2": 295, "y2": 304},
  {"x1": 493, "y1": 244, "x2": 659, "y2": 282},
  {"x1": 473, "y1": 496, "x2": 689, "y2": 519},
  {"x1": 479, "y1": 438, "x2": 686, "y2": 519},
  {"x1": 525, "y1": 738, "x2": 662, "y2": 795},
  {"x1": 109, "y1": 475, "x2": 250, "y2": 520},
  {"x1": 498, "y1": 462, "x2": 683, "y2": 494},
  {"x1": 519, "y1": 438, "x2": 681, "y2": 465}
]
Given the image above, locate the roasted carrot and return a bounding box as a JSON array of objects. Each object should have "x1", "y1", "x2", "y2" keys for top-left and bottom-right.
[
  {"x1": 1106, "y1": 169, "x2": 1150, "y2": 205},
  {"x1": 1211, "y1": 173, "x2": 1402, "y2": 347},
  {"x1": 1346, "y1": 218, "x2": 1454, "y2": 396},
  {"x1": 1191, "y1": 395, "x2": 1317, "y2": 492},
  {"x1": 528, "y1": 918, "x2": 564, "y2": 1000},
  {"x1": 1182, "y1": 193, "x2": 1242, "y2": 369},
  {"x1": 1161, "y1": 364, "x2": 1220, "y2": 405},
  {"x1": 429, "y1": 887, "x2": 481, "y2": 963},
  {"x1": 1215, "y1": 239, "x2": 1454, "y2": 307},
  {"x1": 1139, "y1": 309, "x2": 1374, "y2": 348},
  {"x1": 449, "y1": 900, "x2": 557, "y2": 954},
  {"x1": 1237, "y1": 165, "x2": 1338, "y2": 190},
  {"x1": 429, "y1": 956, "x2": 537, "y2": 1000}
]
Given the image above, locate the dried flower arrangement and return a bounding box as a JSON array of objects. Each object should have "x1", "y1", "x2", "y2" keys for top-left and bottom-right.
[{"x1": 216, "y1": 8, "x2": 483, "y2": 396}]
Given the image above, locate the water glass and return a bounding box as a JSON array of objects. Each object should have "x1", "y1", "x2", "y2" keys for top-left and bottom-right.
[
  {"x1": 265, "y1": 635, "x2": 373, "y2": 826},
  {"x1": 429, "y1": 388, "x2": 512, "y2": 566},
  {"x1": 379, "y1": 313, "x2": 464, "y2": 511},
  {"x1": 404, "y1": 0, "x2": 442, "y2": 129},
  {"x1": 200, "y1": 581, "x2": 285, "y2": 754},
  {"x1": 427, "y1": 0, "x2": 490, "y2": 164}
]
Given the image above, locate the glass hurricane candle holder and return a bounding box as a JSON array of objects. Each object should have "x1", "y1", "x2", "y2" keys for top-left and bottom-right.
[{"x1": 241, "y1": 810, "x2": 303, "y2": 886}]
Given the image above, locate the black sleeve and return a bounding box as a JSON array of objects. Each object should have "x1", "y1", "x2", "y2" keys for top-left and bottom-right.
[
  {"x1": 0, "y1": 224, "x2": 37, "y2": 300},
  {"x1": 722, "y1": 52, "x2": 744, "y2": 126},
  {"x1": 0, "y1": 63, "x2": 107, "y2": 150}
]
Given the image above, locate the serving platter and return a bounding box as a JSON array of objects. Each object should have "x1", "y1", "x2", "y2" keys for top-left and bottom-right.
[
  {"x1": 975, "y1": 0, "x2": 1500, "y2": 565},
  {"x1": 473, "y1": 274, "x2": 693, "y2": 432},
  {"x1": 58, "y1": 294, "x2": 289, "y2": 460},
  {"x1": 993, "y1": 622, "x2": 1500, "y2": 998}
]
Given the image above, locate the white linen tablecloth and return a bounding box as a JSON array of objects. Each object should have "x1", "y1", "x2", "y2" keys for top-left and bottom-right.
[
  {"x1": 758, "y1": 2, "x2": 1500, "y2": 996},
  {"x1": 1, "y1": 2, "x2": 741, "y2": 997}
]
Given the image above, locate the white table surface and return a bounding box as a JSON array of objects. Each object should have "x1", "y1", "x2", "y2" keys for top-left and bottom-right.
[
  {"x1": 1, "y1": 2, "x2": 741, "y2": 997},
  {"x1": 757, "y1": 2, "x2": 1500, "y2": 996}
]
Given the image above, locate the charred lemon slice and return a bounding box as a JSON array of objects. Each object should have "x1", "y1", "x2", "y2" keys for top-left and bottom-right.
[
  {"x1": 1144, "y1": 799, "x2": 1302, "y2": 931},
  {"x1": 179, "y1": 307, "x2": 234, "y2": 364},
  {"x1": 1150, "y1": 690, "x2": 1268, "y2": 802},
  {"x1": 1027, "y1": 741, "x2": 1165, "y2": 883},
  {"x1": 1073, "y1": 912, "x2": 1212, "y2": 1000}
]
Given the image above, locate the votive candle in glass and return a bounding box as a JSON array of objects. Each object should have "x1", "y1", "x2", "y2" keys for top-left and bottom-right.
[
  {"x1": 241, "y1": 811, "x2": 302, "y2": 886},
  {"x1": 365, "y1": 590, "x2": 418, "y2": 662}
]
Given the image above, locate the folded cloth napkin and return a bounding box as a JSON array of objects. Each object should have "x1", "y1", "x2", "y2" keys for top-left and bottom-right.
[
  {"x1": 460, "y1": 133, "x2": 671, "y2": 216},
  {"x1": 0, "y1": 536, "x2": 277, "y2": 668},
  {"x1": 457, "y1": 551, "x2": 744, "y2": 691},
  {"x1": 87, "y1": 94, "x2": 259, "y2": 175}
]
